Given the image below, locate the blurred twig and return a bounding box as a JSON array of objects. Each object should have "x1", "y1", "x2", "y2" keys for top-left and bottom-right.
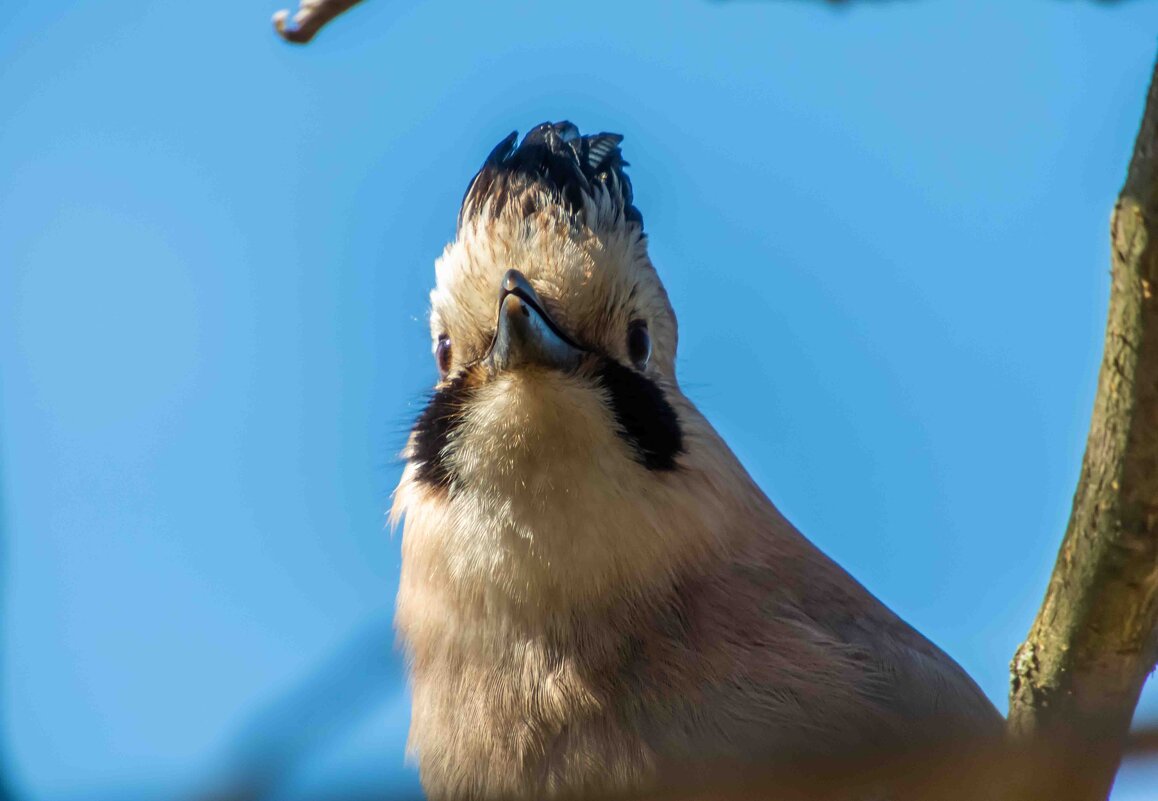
[
  {"x1": 272, "y1": 0, "x2": 365, "y2": 44},
  {"x1": 181, "y1": 721, "x2": 1158, "y2": 801},
  {"x1": 0, "y1": 434, "x2": 19, "y2": 799},
  {"x1": 627, "y1": 728, "x2": 1158, "y2": 801},
  {"x1": 269, "y1": 0, "x2": 1138, "y2": 45},
  {"x1": 190, "y1": 616, "x2": 400, "y2": 801}
]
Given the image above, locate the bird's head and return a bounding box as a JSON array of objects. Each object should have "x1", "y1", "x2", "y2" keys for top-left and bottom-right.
[{"x1": 394, "y1": 122, "x2": 754, "y2": 611}]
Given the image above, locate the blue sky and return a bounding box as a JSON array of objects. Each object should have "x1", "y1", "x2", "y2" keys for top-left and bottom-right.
[{"x1": 2, "y1": 1, "x2": 1158, "y2": 799}]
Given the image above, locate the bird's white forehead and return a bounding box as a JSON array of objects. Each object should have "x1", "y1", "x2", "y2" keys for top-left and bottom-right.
[{"x1": 430, "y1": 209, "x2": 656, "y2": 363}]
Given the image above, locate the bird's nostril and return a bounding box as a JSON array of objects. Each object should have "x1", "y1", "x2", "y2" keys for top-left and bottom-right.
[{"x1": 499, "y1": 294, "x2": 532, "y2": 323}]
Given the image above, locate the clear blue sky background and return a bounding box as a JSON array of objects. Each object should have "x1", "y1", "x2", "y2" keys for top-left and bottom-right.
[{"x1": 3, "y1": 1, "x2": 1158, "y2": 799}]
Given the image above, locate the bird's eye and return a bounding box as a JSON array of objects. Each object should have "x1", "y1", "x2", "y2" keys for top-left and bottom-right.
[
  {"x1": 627, "y1": 320, "x2": 651, "y2": 370},
  {"x1": 435, "y1": 334, "x2": 452, "y2": 379}
]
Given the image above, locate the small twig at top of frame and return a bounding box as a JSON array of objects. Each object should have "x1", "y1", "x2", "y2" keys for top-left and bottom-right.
[{"x1": 272, "y1": 0, "x2": 364, "y2": 44}]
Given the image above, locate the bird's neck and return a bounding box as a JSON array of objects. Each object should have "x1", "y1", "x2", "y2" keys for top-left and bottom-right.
[{"x1": 396, "y1": 397, "x2": 772, "y2": 612}]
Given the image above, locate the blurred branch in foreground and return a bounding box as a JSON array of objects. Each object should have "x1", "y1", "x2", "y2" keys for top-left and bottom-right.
[
  {"x1": 193, "y1": 725, "x2": 1158, "y2": 801},
  {"x1": 632, "y1": 728, "x2": 1158, "y2": 801},
  {"x1": 189, "y1": 616, "x2": 400, "y2": 801},
  {"x1": 168, "y1": 624, "x2": 1158, "y2": 801},
  {"x1": 1006, "y1": 48, "x2": 1158, "y2": 801},
  {"x1": 0, "y1": 443, "x2": 19, "y2": 799}
]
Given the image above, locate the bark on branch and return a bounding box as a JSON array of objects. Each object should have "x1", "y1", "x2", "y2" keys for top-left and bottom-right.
[{"x1": 1007, "y1": 53, "x2": 1158, "y2": 801}]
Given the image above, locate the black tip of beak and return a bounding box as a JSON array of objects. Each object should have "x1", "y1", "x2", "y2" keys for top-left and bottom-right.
[
  {"x1": 488, "y1": 270, "x2": 583, "y2": 372},
  {"x1": 501, "y1": 268, "x2": 531, "y2": 295}
]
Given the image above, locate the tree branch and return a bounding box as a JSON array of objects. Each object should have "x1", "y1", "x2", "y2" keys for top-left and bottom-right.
[
  {"x1": 1007, "y1": 52, "x2": 1158, "y2": 801},
  {"x1": 272, "y1": 0, "x2": 365, "y2": 44},
  {"x1": 268, "y1": 1, "x2": 1138, "y2": 46}
]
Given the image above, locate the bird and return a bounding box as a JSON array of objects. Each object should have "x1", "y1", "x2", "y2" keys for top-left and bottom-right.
[{"x1": 392, "y1": 121, "x2": 1002, "y2": 801}]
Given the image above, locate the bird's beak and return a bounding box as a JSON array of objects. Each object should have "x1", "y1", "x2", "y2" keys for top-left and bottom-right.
[{"x1": 487, "y1": 269, "x2": 584, "y2": 372}]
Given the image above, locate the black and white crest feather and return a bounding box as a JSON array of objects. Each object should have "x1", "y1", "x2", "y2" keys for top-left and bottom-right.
[{"x1": 459, "y1": 121, "x2": 643, "y2": 231}]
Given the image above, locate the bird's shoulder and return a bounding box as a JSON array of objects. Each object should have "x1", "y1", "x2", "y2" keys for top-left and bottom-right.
[{"x1": 675, "y1": 526, "x2": 1003, "y2": 745}]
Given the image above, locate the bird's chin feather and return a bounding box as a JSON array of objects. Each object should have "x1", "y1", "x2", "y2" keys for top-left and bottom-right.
[
  {"x1": 394, "y1": 367, "x2": 749, "y2": 614},
  {"x1": 406, "y1": 355, "x2": 683, "y2": 496}
]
